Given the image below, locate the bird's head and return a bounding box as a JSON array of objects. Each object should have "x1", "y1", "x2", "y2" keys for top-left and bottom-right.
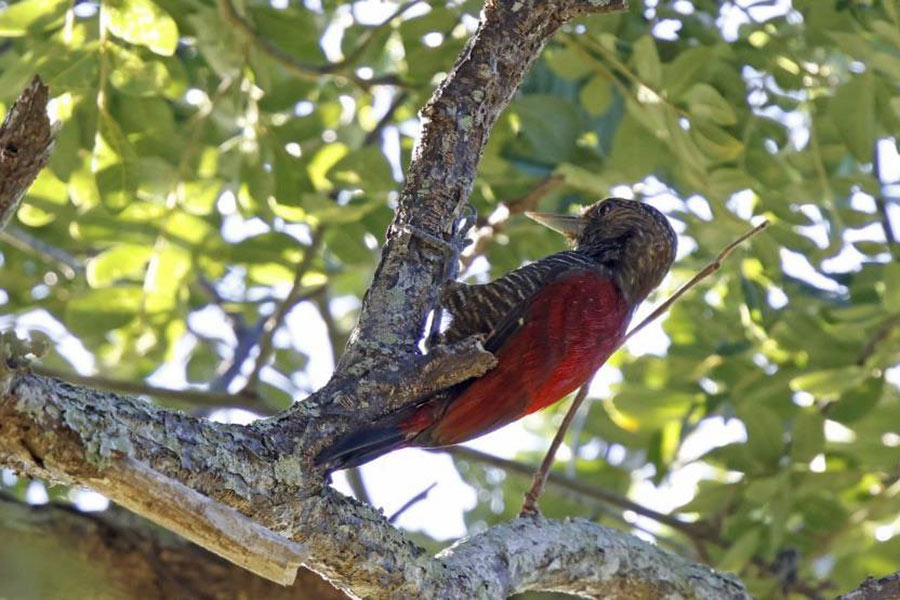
[{"x1": 526, "y1": 198, "x2": 677, "y2": 304}]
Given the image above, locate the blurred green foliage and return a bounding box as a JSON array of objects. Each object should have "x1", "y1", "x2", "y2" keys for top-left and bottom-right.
[{"x1": 0, "y1": 0, "x2": 897, "y2": 597}]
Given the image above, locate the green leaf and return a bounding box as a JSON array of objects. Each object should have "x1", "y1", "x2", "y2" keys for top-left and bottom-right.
[
  {"x1": 792, "y1": 412, "x2": 825, "y2": 463},
  {"x1": 790, "y1": 366, "x2": 868, "y2": 399},
  {"x1": 830, "y1": 73, "x2": 875, "y2": 163},
  {"x1": 684, "y1": 83, "x2": 737, "y2": 125},
  {"x1": 144, "y1": 245, "x2": 191, "y2": 312},
  {"x1": 227, "y1": 232, "x2": 302, "y2": 265},
  {"x1": 20, "y1": 169, "x2": 68, "y2": 227},
  {"x1": 304, "y1": 194, "x2": 381, "y2": 225},
  {"x1": 106, "y1": 0, "x2": 179, "y2": 56},
  {"x1": 186, "y1": 344, "x2": 218, "y2": 383},
  {"x1": 607, "y1": 114, "x2": 661, "y2": 180},
  {"x1": 544, "y1": 45, "x2": 595, "y2": 80},
  {"x1": 825, "y1": 378, "x2": 883, "y2": 423},
  {"x1": 512, "y1": 95, "x2": 580, "y2": 164},
  {"x1": 800, "y1": 494, "x2": 848, "y2": 533},
  {"x1": 737, "y1": 404, "x2": 784, "y2": 468},
  {"x1": 329, "y1": 147, "x2": 395, "y2": 193},
  {"x1": 107, "y1": 43, "x2": 172, "y2": 96},
  {"x1": 307, "y1": 143, "x2": 349, "y2": 192},
  {"x1": 187, "y1": 8, "x2": 242, "y2": 77},
  {"x1": 325, "y1": 223, "x2": 373, "y2": 265},
  {"x1": 247, "y1": 5, "x2": 323, "y2": 61},
  {"x1": 87, "y1": 244, "x2": 154, "y2": 287},
  {"x1": 883, "y1": 262, "x2": 900, "y2": 313},
  {"x1": 708, "y1": 168, "x2": 754, "y2": 198},
  {"x1": 68, "y1": 162, "x2": 101, "y2": 210},
  {"x1": 631, "y1": 35, "x2": 662, "y2": 88},
  {"x1": 662, "y1": 46, "x2": 712, "y2": 97},
  {"x1": 93, "y1": 111, "x2": 139, "y2": 212},
  {"x1": 178, "y1": 180, "x2": 222, "y2": 216},
  {"x1": 0, "y1": 0, "x2": 67, "y2": 36},
  {"x1": 579, "y1": 74, "x2": 612, "y2": 116},
  {"x1": 691, "y1": 121, "x2": 744, "y2": 161},
  {"x1": 66, "y1": 286, "x2": 144, "y2": 334},
  {"x1": 717, "y1": 528, "x2": 760, "y2": 572},
  {"x1": 163, "y1": 211, "x2": 213, "y2": 245}
]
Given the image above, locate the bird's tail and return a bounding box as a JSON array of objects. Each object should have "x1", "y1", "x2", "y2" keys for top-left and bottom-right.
[{"x1": 315, "y1": 426, "x2": 410, "y2": 471}]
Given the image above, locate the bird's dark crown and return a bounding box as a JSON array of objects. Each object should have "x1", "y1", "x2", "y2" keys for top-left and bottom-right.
[{"x1": 574, "y1": 198, "x2": 677, "y2": 305}]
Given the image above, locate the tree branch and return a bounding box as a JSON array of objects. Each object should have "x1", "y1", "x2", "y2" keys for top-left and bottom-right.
[
  {"x1": 442, "y1": 445, "x2": 707, "y2": 539},
  {"x1": 0, "y1": 0, "x2": 754, "y2": 596},
  {"x1": 0, "y1": 224, "x2": 81, "y2": 280},
  {"x1": 216, "y1": 0, "x2": 404, "y2": 88},
  {"x1": 836, "y1": 573, "x2": 900, "y2": 600},
  {"x1": 0, "y1": 77, "x2": 55, "y2": 230},
  {"x1": 241, "y1": 229, "x2": 326, "y2": 395}
]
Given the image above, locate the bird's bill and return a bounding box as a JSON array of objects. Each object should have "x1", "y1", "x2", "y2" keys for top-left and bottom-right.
[{"x1": 524, "y1": 211, "x2": 585, "y2": 239}]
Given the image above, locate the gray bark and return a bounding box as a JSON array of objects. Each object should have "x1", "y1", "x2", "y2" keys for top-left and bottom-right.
[
  {"x1": 836, "y1": 574, "x2": 900, "y2": 600},
  {"x1": 0, "y1": 0, "x2": 752, "y2": 597}
]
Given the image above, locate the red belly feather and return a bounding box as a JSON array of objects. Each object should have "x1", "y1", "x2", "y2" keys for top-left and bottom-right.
[{"x1": 410, "y1": 271, "x2": 631, "y2": 447}]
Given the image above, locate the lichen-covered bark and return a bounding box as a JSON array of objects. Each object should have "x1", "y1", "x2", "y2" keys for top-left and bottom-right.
[
  {"x1": 836, "y1": 573, "x2": 900, "y2": 600},
  {"x1": 0, "y1": 0, "x2": 754, "y2": 597},
  {"x1": 435, "y1": 517, "x2": 747, "y2": 599},
  {"x1": 0, "y1": 77, "x2": 54, "y2": 230}
]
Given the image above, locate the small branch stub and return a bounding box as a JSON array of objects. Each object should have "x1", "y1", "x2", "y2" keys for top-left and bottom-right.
[{"x1": 0, "y1": 76, "x2": 55, "y2": 230}]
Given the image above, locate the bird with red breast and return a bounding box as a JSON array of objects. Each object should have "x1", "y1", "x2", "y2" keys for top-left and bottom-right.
[{"x1": 317, "y1": 197, "x2": 677, "y2": 471}]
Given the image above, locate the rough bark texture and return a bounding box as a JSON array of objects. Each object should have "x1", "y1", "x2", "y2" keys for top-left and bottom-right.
[
  {"x1": 0, "y1": 0, "x2": 754, "y2": 597},
  {"x1": 0, "y1": 77, "x2": 54, "y2": 230},
  {"x1": 836, "y1": 574, "x2": 900, "y2": 600},
  {"x1": 0, "y1": 495, "x2": 347, "y2": 600}
]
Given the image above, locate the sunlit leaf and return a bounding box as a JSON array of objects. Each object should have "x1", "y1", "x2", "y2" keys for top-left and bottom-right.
[
  {"x1": 105, "y1": 0, "x2": 179, "y2": 57},
  {"x1": 684, "y1": 83, "x2": 737, "y2": 126},
  {"x1": 0, "y1": 0, "x2": 67, "y2": 36}
]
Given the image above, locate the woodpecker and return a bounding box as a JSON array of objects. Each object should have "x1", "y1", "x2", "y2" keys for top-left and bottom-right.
[{"x1": 318, "y1": 198, "x2": 677, "y2": 471}]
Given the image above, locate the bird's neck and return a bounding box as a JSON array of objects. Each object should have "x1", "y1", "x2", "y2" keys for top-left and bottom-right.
[{"x1": 577, "y1": 244, "x2": 655, "y2": 307}]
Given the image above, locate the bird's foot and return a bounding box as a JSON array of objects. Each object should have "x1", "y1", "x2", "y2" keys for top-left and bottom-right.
[
  {"x1": 518, "y1": 502, "x2": 542, "y2": 518},
  {"x1": 401, "y1": 203, "x2": 476, "y2": 269}
]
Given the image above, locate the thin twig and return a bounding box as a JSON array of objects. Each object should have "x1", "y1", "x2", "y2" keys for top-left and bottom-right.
[
  {"x1": 461, "y1": 175, "x2": 565, "y2": 269},
  {"x1": 519, "y1": 219, "x2": 769, "y2": 517},
  {"x1": 241, "y1": 230, "x2": 326, "y2": 394},
  {"x1": 363, "y1": 91, "x2": 409, "y2": 147},
  {"x1": 217, "y1": 0, "x2": 406, "y2": 88},
  {"x1": 623, "y1": 220, "x2": 769, "y2": 344},
  {"x1": 388, "y1": 482, "x2": 437, "y2": 523},
  {"x1": 0, "y1": 225, "x2": 81, "y2": 279},
  {"x1": 344, "y1": 467, "x2": 372, "y2": 505},
  {"x1": 520, "y1": 385, "x2": 589, "y2": 516},
  {"x1": 873, "y1": 141, "x2": 899, "y2": 261},
  {"x1": 856, "y1": 315, "x2": 898, "y2": 366},
  {"x1": 443, "y1": 446, "x2": 707, "y2": 536}
]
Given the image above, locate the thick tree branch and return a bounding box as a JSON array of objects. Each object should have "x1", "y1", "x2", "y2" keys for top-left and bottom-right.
[
  {"x1": 438, "y1": 516, "x2": 748, "y2": 599},
  {"x1": 836, "y1": 573, "x2": 900, "y2": 600},
  {"x1": 0, "y1": 0, "x2": 753, "y2": 596}
]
